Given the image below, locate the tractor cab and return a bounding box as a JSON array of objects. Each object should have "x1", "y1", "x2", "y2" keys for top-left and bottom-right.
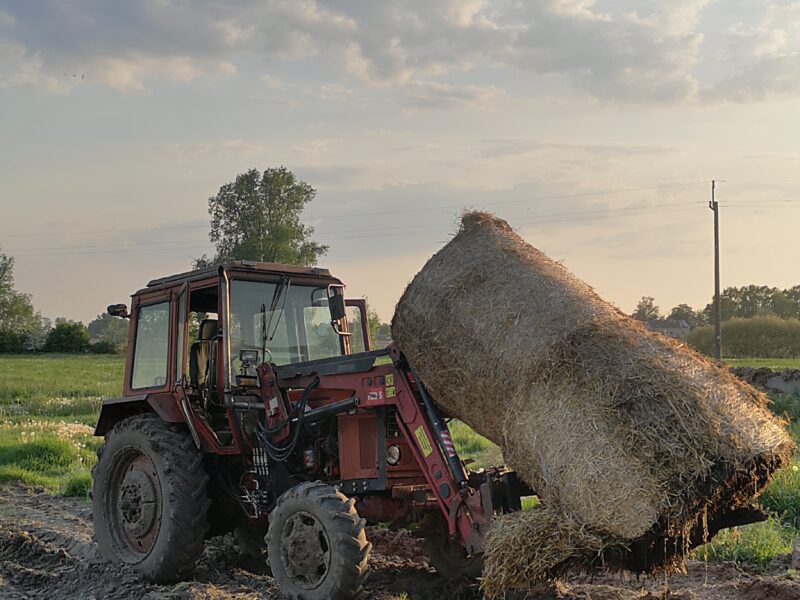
[{"x1": 99, "y1": 261, "x2": 370, "y2": 449}]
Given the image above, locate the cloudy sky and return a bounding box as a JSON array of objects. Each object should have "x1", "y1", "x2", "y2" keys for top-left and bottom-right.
[{"x1": 2, "y1": 0, "x2": 800, "y2": 324}]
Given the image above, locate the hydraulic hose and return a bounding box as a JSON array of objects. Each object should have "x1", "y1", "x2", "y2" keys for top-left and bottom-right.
[{"x1": 408, "y1": 365, "x2": 468, "y2": 489}]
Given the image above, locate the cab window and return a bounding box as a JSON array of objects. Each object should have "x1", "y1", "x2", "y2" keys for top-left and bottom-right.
[
  {"x1": 229, "y1": 280, "x2": 344, "y2": 370},
  {"x1": 304, "y1": 306, "x2": 341, "y2": 360},
  {"x1": 345, "y1": 305, "x2": 368, "y2": 354},
  {"x1": 131, "y1": 301, "x2": 170, "y2": 389}
]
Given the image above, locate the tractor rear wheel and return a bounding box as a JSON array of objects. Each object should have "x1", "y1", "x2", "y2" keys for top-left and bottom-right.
[
  {"x1": 92, "y1": 413, "x2": 210, "y2": 583},
  {"x1": 423, "y1": 513, "x2": 483, "y2": 579},
  {"x1": 267, "y1": 482, "x2": 370, "y2": 600}
]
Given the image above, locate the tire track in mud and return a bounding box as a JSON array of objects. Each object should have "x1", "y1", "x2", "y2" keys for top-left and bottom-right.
[{"x1": 1, "y1": 485, "x2": 799, "y2": 600}]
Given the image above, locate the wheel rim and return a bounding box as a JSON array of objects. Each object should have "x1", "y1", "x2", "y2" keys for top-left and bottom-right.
[
  {"x1": 106, "y1": 447, "x2": 162, "y2": 562},
  {"x1": 279, "y1": 511, "x2": 331, "y2": 590}
]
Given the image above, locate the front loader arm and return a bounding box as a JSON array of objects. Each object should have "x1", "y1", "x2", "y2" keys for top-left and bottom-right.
[{"x1": 384, "y1": 351, "x2": 490, "y2": 553}]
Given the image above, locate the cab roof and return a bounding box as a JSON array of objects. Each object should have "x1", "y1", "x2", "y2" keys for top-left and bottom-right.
[{"x1": 139, "y1": 261, "x2": 339, "y2": 294}]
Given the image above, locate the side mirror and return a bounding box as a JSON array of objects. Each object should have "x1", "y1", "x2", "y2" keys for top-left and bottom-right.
[
  {"x1": 328, "y1": 286, "x2": 346, "y2": 322},
  {"x1": 107, "y1": 303, "x2": 130, "y2": 319}
]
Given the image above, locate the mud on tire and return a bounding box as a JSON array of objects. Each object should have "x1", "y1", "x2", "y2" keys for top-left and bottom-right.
[
  {"x1": 92, "y1": 413, "x2": 210, "y2": 583},
  {"x1": 267, "y1": 481, "x2": 371, "y2": 600}
]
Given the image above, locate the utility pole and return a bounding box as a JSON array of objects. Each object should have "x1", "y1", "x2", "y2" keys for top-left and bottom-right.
[{"x1": 708, "y1": 180, "x2": 721, "y2": 360}]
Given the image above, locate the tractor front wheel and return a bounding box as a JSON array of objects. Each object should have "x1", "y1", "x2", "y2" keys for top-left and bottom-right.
[
  {"x1": 92, "y1": 414, "x2": 210, "y2": 583},
  {"x1": 267, "y1": 482, "x2": 370, "y2": 600}
]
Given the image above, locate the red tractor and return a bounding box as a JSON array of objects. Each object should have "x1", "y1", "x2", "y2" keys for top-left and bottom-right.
[{"x1": 93, "y1": 261, "x2": 528, "y2": 599}]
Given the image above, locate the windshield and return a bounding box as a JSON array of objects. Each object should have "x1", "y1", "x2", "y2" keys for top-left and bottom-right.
[{"x1": 228, "y1": 279, "x2": 342, "y2": 372}]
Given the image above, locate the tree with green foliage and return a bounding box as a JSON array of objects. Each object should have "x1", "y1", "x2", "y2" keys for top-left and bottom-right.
[
  {"x1": 87, "y1": 313, "x2": 129, "y2": 348},
  {"x1": 632, "y1": 296, "x2": 661, "y2": 321},
  {"x1": 784, "y1": 285, "x2": 800, "y2": 312},
  {"x1": 44, "y1": 320, "x2": 91, "y2": 353},
  {"x1": 0, "y1": 248, "x2": 45, "y2": 351},
  {"x1": 196, "y1": 167, "x2": 328, "y2": 268},
  {"x1": 668, "y1": 303, "x2": 704, "y2": 328},
  {"x1": 366, "y1": 305, "x2": 381, "y2": 343},
  {"x1": 90, "y1": 340, "x2": 120, "y2": 354},
  {"x1": 728, "y1": 285, "x2": 777, "y2": 318},
  {"x1": 770, "y1": 291, "x2": 798, "y2": 319},
  {"x1": 702, "y1": 293, "x2": 737, "y2": 323},
  {"x1": 699, "y1": 285, "x2": 800, "y2": 322}
]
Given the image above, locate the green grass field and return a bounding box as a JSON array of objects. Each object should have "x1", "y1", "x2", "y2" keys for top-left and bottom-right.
[
  {"x1": 724, "y1": 357, "x2": 800, "y2": 369},
  {"x1": 0, "y1": 353, "x2": 798, "y2": 567},
  {"x1": 0, "y1": 354, "x2": 123, "y2": 494},
  {"x1": 0, "y1": 354, "x2": 124, "y2": 422}
]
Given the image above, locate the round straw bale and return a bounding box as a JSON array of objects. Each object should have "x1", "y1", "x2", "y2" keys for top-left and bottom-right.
[{"x1": 392, "y1": 211, "x2": 794, "y2": 591}]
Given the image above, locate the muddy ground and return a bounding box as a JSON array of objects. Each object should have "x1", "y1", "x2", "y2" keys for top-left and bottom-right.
[{"x1": 1, "y1": 485, "x2": 799, "y2": 600}]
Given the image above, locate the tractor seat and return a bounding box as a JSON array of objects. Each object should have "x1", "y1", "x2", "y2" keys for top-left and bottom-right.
[{"x1": 189, "y1": 319, "x2": 218, "y2": 389}]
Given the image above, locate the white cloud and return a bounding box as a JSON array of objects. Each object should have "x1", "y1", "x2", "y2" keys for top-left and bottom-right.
[
  {"x1": 400, "y1": 81, "x2": 503, "y2": 109},
  {"x1": 703, "y1": 1, "x2": 800, "y2": 101},
  {"x1": 0, "y1": 9, "x2": 14, "y2": 27},
  {"x1": 262, "y1": 74, "x2": 286, "y2": 89},
  {"x1": 3, "y1": 0, "x2": 800, "y2": 103},
  {"x1": 318, "y1": 82, "x2": 357, "y2": 102},
  {"x1": 88, "y1": 54, "x2": 235, "y2": 94},
  {"x1": 0, "y1": 42, "x2": 69, "y2": 93}
]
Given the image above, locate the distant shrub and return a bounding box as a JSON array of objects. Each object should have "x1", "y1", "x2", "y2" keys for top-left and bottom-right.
[
  {"x1": 449, "y1": 420, "x2": 503, "y2": 469},
  {"x1": 698, "y1": 518, "x2": 794, "y2": 567},
  {"x1": 769, "y1": 392, "x2": 800, "y2": 422},
  {"x1": 0, "y1": 329, "x2": 27, "y2": 353},
  {"x1": 90, "y1": 340, "x2": 119, "y2": 354},
  {"x1": 0, "y1": 438, "x2": 77, "y2": 473},
  {"x1": 62, "y1": 471, "x2": 92, "y2": 498},
  {"x1": 43, "y1": 321, "x2": 90, "y2": 353},
  {"x1": 761, "y1": 458, "x2": 800, "y2": 530},
  {"x1": 687, "y1": 317, "x2": 800, "y2": 358}
]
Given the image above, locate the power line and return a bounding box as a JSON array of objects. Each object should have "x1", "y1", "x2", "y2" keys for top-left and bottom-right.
[
  {"x1": 720, "y1": 204, "x2": 800, "y2": 209},
  {"x1": 321, "y1": 205, "x2": 703, "y2": 242},
  {"x1": 0, "y1": 222, "x2": 209, "y2": 240},
  {"x1": 7, "y1": 238, "x2": 212, "y2": 254},
  {"x1": 719, "y1": 199, "x2": 800, "y2": 204},
  {"x1": 317, "y1": 201, "x2": 703, "y2": 238},
  {"x1": 0, "y1": 180, "x2": 708, "y2": 241},
  {"x1": 10, "y1": 204, "x2": 705, "y2": 257},
  {"x1": 716, "y1": 179, "x2": 800, "y2": 187},
  {"x1": 306, "y1": 180, "x2": 709, "y2": 221},
  {"x1": 6, "y1": 202, "x2": 705, "y2": 255},
  {"x1": 12, "y1": 244, "x2": 214, "y2": 258}
]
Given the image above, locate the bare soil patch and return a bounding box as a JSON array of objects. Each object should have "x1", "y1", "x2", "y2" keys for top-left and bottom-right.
[{"x1": 1, "y1": 485, "x2": 798, "y2": 600}]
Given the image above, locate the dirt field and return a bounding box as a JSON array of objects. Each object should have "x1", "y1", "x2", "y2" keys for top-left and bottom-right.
[{"x1": 1, "y1": 485, "x2": 799, "y2": 600}]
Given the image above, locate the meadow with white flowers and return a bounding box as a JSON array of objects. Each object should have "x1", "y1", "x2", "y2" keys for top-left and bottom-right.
[{"x1": 0, "y1": 354, "x2": 123, "y2": 495}]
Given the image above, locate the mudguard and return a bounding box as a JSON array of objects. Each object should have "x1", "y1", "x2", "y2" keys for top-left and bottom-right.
[{"x1": 94, "y1": 393, "x2": 184, "y2": 436}]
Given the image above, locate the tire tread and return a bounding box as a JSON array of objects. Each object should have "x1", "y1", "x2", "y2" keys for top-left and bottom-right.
[
  {"x1": 268, "y1": 481, "x2": 370, "y2": 599},
  {"x1": 92, "y1": 413, "x2": 210, "y2": 583}
]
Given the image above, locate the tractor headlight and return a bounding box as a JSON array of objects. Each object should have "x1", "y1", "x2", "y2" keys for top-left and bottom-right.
[
  {"x1": 386, "y1": 444, "x2": 401, "y2": 466},
  {"x1": 302, "y1": 448, "x2": 316, "y2": 469}
]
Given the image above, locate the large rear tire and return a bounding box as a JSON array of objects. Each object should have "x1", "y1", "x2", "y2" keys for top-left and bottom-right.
[
  {"x1": 92, "y1": 413, "x2": 210, "y2": 583},
  {"x1": 267, "y1": 481, "x2": 370, "y2": 600}
]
